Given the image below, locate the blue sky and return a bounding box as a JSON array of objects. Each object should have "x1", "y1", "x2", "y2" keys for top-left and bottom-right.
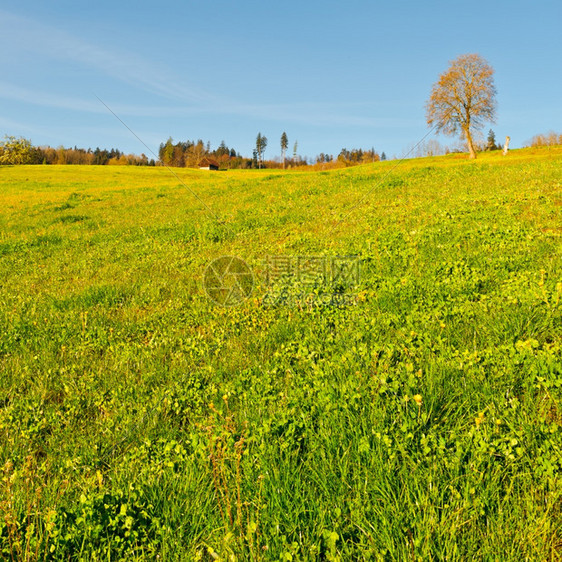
[{"x1": 1, "y1": 1, "x2": 561, "y2": 160}]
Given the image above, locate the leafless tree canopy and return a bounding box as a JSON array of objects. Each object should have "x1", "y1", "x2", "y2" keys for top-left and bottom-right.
[{"x1": 426, "y1": 53, "x2": 497, "y2": 159}]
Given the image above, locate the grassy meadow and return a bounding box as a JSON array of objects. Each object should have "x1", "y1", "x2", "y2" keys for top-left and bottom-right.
[{"x1": 1, "y1": 147, "x2": 561, "y2": 559}]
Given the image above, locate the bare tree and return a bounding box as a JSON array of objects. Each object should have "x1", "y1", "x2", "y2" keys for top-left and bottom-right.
[
  {"x1": 256, "y1": 133, "x2": 267, "y2": 169},
  {"x1": 280, "y1": 132, "x2": 288, "y2": 169},
  {"x1": 426, "y1": 53, "x2": 497, "y2": 159}
]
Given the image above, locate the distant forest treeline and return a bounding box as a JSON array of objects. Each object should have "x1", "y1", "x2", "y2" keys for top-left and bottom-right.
[
  {"x1": 157, "y1": 137, "x2": 386, "y2": 169},
  {"x1": 0, "y1": 134, "x2": 387, "y2": 169},
  {"x1": 527, "y1": 131, "x2": 562, "y2": 147},
  {"x1": 26, "y1": 145, "x2": 156, "y2": 166},
  {"x1": 157, "y1": 137, "x2": 280, "y2": 169},
  {"x1": 2, "y1": 130, "x2": 560, "y2": 168}
]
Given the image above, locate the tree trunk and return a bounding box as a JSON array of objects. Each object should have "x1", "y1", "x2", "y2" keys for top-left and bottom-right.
[{"x1": 465, "y1": 129, "x2": 477, "y2": 159}]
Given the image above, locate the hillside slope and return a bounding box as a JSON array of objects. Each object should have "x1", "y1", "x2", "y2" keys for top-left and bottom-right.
[{"x1": 1, "y1": 149, "x2": 561, "y2": 559}]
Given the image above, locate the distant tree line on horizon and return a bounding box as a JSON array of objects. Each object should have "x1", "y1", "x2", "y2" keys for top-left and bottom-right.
[
  {"x1": 158, "y1": 134, "x2": 389, "y2": 170},
  {"x1": 34, "y1": 146, "x2": 156, "y2": 166},
  {"x1": 158, "y1": 137, "x2": 259, "y2": 169},
  {"x1": 158, "y1": 135, "x2": 316, "y2": 170},
  {"x1": 0, "y1": 133, "x2": 389, "y2": 169},
  {"x1": 0, "y1": 137, "x2": 155, "y2": 166},
  {"x1": 526, "y1": 131, "x2": 562, "y2": 148},
  {"x1": 2, "y1": 129, "x2": 561, "y2": 168}
]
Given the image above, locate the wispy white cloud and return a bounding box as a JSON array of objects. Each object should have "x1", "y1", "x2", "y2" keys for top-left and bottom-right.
[
  {"x1": 0, "y1": 9, "x2": 418, "y2": 132},
  {"x1": 0, "y1": 9, "x2": 214, "y2": 104},
  {"x1": 0, "y1": 80, "x2": 418, "y2": 130},
  {"x1": 0, "y1": 82, "x2": 186, "y2": 117}
]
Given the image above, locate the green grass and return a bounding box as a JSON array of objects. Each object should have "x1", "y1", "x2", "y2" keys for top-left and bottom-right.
[{"x1": 1, "y1": 148, "x2": 561, "y2": 560}]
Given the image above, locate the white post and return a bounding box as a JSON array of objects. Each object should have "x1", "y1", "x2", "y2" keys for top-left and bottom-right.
[{"x1": 503, "y1": 136, "x2": 510, "y2": 156}]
